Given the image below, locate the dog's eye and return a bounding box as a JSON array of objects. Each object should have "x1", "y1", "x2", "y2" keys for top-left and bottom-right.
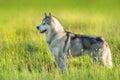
[{"x1": 43, "y1": 23, "x2": 45, "y2": 25}]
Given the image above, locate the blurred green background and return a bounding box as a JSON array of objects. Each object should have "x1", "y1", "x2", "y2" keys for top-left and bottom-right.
[
  {"x1": 0, "y1": 0, "x2": 120, "y2": 13},
  {"x1": 0, "y1": 0, "x2": 120, "y2": 9}
]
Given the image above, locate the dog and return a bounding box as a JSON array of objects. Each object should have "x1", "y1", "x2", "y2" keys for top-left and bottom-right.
[{"x1": 36, "y1": 13, "x2": 113, "y2": 70}]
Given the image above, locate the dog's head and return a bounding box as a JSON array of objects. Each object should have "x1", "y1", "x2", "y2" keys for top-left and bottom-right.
[
  {"x1": 37, "y1": 13, "x2": 64, "y2": 34},
  {"x1": 37, "y1": 13, "x2": 52, "y2": 34}
]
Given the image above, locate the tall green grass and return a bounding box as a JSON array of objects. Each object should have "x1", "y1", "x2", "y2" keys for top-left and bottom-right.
[{"x1": 0, "y1": 0, "x2": 120, "y2": 80}]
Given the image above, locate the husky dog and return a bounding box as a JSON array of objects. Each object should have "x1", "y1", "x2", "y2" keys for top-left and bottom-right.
[{"x1": 36, "y1": 13, "x2": 112, "y2": 70}]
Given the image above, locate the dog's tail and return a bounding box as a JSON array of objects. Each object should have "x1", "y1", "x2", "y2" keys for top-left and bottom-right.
[
  {"x1": 102, "y1": 41, "x2": 113, "y2": 68},
  {"x1": 106, "y1": 45, "x2": 113, "y2": 68}
]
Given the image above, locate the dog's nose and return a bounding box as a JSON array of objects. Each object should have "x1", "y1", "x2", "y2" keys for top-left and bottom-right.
[{"x1": 36, "y1": 26, "x2": 39, "y2": 30}]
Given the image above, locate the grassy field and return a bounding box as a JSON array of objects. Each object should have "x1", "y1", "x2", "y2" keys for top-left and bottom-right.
[{"x1": 0, "y1": 0, "x2": 120, "y2": 80}]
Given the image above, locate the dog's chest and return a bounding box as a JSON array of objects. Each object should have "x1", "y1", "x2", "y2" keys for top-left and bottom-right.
[{"x1": 48, "y1": 42, "x2": 60, "y2": 56}]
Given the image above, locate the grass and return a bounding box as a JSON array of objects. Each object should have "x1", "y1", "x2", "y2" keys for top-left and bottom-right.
[{"x1": 0, "y1": 0, "x2": 120, "y2": 80}]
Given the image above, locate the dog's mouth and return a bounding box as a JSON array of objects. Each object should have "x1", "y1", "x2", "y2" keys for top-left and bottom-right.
[{"x1": 40, "y1": 29, "x2": 47, "y2": 33}]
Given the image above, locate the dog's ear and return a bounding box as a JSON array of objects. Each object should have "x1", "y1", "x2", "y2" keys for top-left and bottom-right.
[
  {"x1": 49, "y1": 12, "x2": 51, "y2": 18},
  {"x1": 44, "y1": 13, "x2": 47, "y2": 17}
]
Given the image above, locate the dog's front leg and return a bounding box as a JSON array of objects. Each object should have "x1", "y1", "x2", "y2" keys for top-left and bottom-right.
[
  {"x1": 52, "y1": 47, "x2": 66, "y2": 71},
  {"x1": 55, "y1": 54, "x2": 66, "y2": 71}
]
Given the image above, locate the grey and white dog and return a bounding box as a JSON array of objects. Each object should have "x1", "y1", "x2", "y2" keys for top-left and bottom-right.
[{"x1": 37, "y1": 13, "x2": 112, "y2": 70}]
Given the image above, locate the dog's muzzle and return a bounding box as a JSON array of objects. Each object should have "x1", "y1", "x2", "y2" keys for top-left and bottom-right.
[{"x1": 36, "y1": 26, "x2": 47, "y2": 33}]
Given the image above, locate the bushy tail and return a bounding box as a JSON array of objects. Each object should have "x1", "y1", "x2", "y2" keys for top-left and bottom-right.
[
  {"x1": 106, "y1": 46, "x2": 113, "y2": 68},
  {"x1": 100, "y1": 40, "x2": 113, "y2": 68},
  {"x1": 102, "y1": 41, "x2": 113, "y2": 68}
]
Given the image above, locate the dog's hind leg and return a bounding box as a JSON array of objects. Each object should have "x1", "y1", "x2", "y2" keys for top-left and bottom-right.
[
  {"x1": 92, "y1": 57, "x2": 98, "y2": 64},
  {"x1": 89, "y1": 52, "x2": 98, "y2": 64}
]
